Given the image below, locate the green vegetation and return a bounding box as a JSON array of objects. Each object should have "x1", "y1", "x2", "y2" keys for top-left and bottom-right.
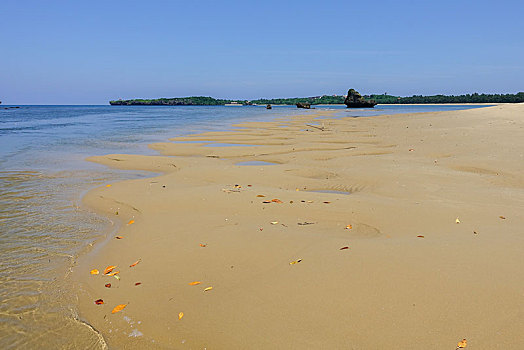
[{"x1": 110, "y1": 92, "x2": 524, "y2": 106}]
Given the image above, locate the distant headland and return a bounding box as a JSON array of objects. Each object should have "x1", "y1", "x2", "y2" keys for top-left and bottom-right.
[{"x1": 109, "y1": 91, "x2": 524, "y2": 106}]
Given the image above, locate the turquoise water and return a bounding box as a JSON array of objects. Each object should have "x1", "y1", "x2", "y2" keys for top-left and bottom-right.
[{"x1": 0, "y1": 104, "x2": 490, "y2": 348}]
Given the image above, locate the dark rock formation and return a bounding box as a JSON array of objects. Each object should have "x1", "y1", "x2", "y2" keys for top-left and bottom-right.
[
  {"x1": 344, "y1": 89, "x2": 377, "y2": 108},
  {"x1": 266, "y1": 104, "x2": 272, "y2": 109},
  {"x1": 296, "y1": 102, "x2": 311, "y2": 109}
]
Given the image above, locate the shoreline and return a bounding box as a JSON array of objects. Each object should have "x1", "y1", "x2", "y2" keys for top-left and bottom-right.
[{"x1": 74, "y1": 104, "x2": 524, "y2": 349}]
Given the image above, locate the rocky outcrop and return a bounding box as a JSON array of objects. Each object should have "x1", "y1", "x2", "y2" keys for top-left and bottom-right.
[
  {"x1": 344, "y1": 89, "x2": 377, "y2": 108},
  {"x1": 296, "y1": 102, "x2": 311, "y2": 109}
]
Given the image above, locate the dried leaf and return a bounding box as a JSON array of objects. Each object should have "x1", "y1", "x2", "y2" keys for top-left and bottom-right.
[
  {"x1": 199, "y1": 243, "x2": 207, "y2": 247},
  {"x1": 262, "y1": 200, "x2": 271, "y2": 203},
  {"x1": 298, "y1": 222, "x2": 315, "y2": 225},
  {"x1": 340, "y1": 246, "x2": 349, "y2": 250},
  {"x1": 129, "y1": 259, "x2": 141, "y2": 268},
  {"x1": 204, "y1": 286, "x2": 213, "y2": 292},
  {"x1": 105, "y1": 184, "x2": 112, "y2": 188},
  {"x1": 499, "y1": 216, "x2": 506, "y2": 219},
  {"x1": 270, "y1": 221, "x2": 279, "y2": 225},
  {"x1": 271, "y1": 199, "x2": 283, "y2": 203},
  {"x1": 409, "y1": 149, "x2": 414, "y2": 152},
  {"x1": 323, "y1": 201, "x2": 331, "y2": 204},
  {"x1": 105, "y1": 283, "x2": 111, "y2": 288},
  {"x1": 113, "y1": 275, "x2": 120, "y2": 280},
  {"x1": 90, "y1": 269, "x2": 99, "y2": 275},
  {"x1": 135, "y1": 282, "x2": 141, "y2": 286},
  {"x1": 189, "y1": 281, "x2": 201, "y2": 286},
  {"x1": 457, "y1": 339, "x2": 467, "y2": 348},
  {"x1": 306, "y1": 200, "x2": 313, "y2": 203},
  {"x1": 111, "y1": 304, "x2": 127, "y2": 314},
  {"x1": 417, "y1": 235, "x2": 425, "y2": 238},
  {"x1": 95, "y1": 299, "x2": 104, "y2": 305},
  {"x1": 104, "y1": 266, "x2": 116, "y2": 275},
  {"x1": 115, "y1": 236, "x2": 124, "y2": 239},
  {"x1": 289, "y1": 259, "x2": 302, "y2": 265},
  {"x1": 107, "y1": 271, "x2": 120, "y2": 276},
  {"x1": 455, "y1": 218, "x2": 461, "y2": 224},
  {"x1": 256, "y1": 194, "x2": 265, "y2": 197},
  {"x1": 345, "y1": 225, "x2": 352, "y2": 230},
  {"x1": 178, "y1": 312, "x2": 184, "y2": 320},
  {"x1": 127, "y1": 220, "x2": 135, "y2": 225}
]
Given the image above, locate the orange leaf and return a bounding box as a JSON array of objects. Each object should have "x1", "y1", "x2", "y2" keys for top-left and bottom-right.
[
  {"x1": 107, "y1": 271, "x2": 120, "y2": 276},
  {"x1": 339, "y1": 246, "x2": 349, "y2": 250},
  {"x1": 457, "y1": 339, "x2": 467, "y2": 348},
  {"x1": 127, "y1": 220, "x2": 135, "y2": 225},
  {"x1": 90, "y1": 269, "x2": 99, "y2": 275},
  {"x1": 189, "y1": 281, "x2": 201, "y2": 286},
  {"x1": 104, "y1": 266, "x2": 116, "y2": 274},
  {"x1": 271, "y1": 199, "x2": 283, "y2": 203},
  {"x1": 115, "y1": 236, "x2": 124, "y2": 239},
  {"x1": 345, "y1": 225, "x2": 352, "y2": 230},
  {"x1": 178, "y1": 312, "x2": 184, "y2": 320},
  {"x1": 111, "y1": 304, "x2": 127, "y2": 314},
  {"x1": 256, "y1": 194, "x2": 265, "y2": 197},
  {"x1": 105, "y1": 283, "x2": 111, "y2": 288},
  {"x1": 95, "y1": 299, "x2": 104, "y2": 305},
  {"x1": 105, "y1": 184, "x2": 112, "y2": 188},
  {"x1": 129, "y1": 259, "x2": 141, "y2": 268}
]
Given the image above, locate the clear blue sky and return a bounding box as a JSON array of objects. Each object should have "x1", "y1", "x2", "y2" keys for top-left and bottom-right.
[{"x1": 1, "y1": 0, "x2": 523, "y2": 104}]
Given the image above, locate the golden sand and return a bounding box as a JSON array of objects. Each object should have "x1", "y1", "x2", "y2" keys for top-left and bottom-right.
[{"x1": 75, "y1": 104, "x2": 524, "y2": 349}]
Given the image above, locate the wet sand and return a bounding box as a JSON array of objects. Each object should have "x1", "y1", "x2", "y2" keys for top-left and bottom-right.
[{"x1": 75, "y1": 104, "x2": 524, "y2": 349}]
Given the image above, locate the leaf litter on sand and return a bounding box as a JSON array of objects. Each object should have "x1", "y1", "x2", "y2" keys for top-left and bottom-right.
[
  {"x1": 456, "y1": 339, "x2": 467, "y2": 348},
  {"x1": 189, "y1": 281, "x2": 201, "y2": 286},
  {"x1": 289, "y1": 259, "x2": 302, "y2": 265},
  {"x1": 95, "y1": 299, "x2": 104, "y2": 305},
  {"x1": 204, "y1": 287, "x2": 213, "y2": 292},
  {"x1": 90, "y1": 269, "x2": 99, "y2": 275},
  {"x1": 111, "y1": 304, "x2": 127, "y2": 314},
  {"x1": 339, "y1": 246, "x2": 349, "y2": 250},
  {"x1": 129, "y1": 259, "x2": 141, "y2": 267},
  {"x1": 104, "y1": 266, "x2": 116, "y2": 275},
  {"x1": 127, "y1": 219, "x2": 135, "y2": 225},
  {"x1": 178, "y1": 312, "x2": 184, "y2": 320}
]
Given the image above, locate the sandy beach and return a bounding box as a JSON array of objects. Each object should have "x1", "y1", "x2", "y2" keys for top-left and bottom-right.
[{"x1": 74, "y1": 104, "x2": 524, "y2": 349}]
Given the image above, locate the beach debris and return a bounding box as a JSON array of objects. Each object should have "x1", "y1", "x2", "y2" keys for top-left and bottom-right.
[
  {"x1": 107, "y1": 271, "x2": 120, "y2": 277},
  {"x1": 259, "y1": 228, "x2": 263, "y2": 231},
  {"x1": 289, "y1": 259, "x2": 302, "y2": 265},
  {"x1": 129, "y1": 259, "x2": 141, "y2": 268},
  {"x1": 178, "y1": 312, "x2": 184, "y2": 320},
  {"x1": 199, "y1": 243, "x2": 207, "y2": 247},
  {"x1": 271, "y1": 199, "x2": 283, "y2": 203},
  {"x1": 417, "y1": 235, "x2": 425, "y2": 238},
  {"x1": 90, "y1": 269, "x2": 99, "y2": 275},
  {"x1": 499, "y1": 216, "x2": 506, "y2": 219},
  {"x1": 114, "y1": 275, "x2": 121, "y2": 280},
  {"x1": 204, "y1": 287, "x2": 213, "y2": 292},
  {"x1": 104, "y1": 266, "x2": 117, "y2": 275},
  {"x1": 105, "y1": 184, "x2": 112, "y2": 188},
  {"x1": 323, "y1": 201, "x2": 331, "y2": 204},
  {"x1": 95, "y1": 299, "x2": 104, "y2": 305},
  {"x1": 206, "y1": 155, "x2": 220, "y2": 158},
  {"x1": 340, "y1": 246, "x2": 349, "y2": 250},
  {"x1": 248, "y1": 185, "x2": 252, "y2": 187},
  {"x1": 115, "y1": 236, "x2": 124, "y2": 239},
  {"x1": 456, "y1": 338, "x2": 467, "y2": 348},
  {"x1": 189, "y1": 281, "x2": 201, "y2": 286},
  {"x1": 234, "y1": 184, "x2": 241, "y2": 188},
  {"x1": 115, "y1": 211, "x2": 119, "y2": 215},
  {"x1": 262, "y1": 200, "x2": 271, "y2": 203},
  {"x1": 135, "y1": 282, "x2": 142, "y2": 286},
  {"x1": 409, "y1": 149, "x2": 414, "y2": 152},
  {"x1": 127, "y1": 220, "x2": 135, "y2": 225},
  {"x1": 345, "y1": 224, "x2": 353, "y2": 230},
  {"x1": 222, "y1": 188, "x2": 240, "y2": 193},
  {"x1": 111, "y1": 304, "x2": 127, "y2": 314},
  {"x1": 298, "y1": 222, "x2": 315, "y2": 225},
  {"x1": 455, "y1": 218, "x2": 461, "y2": 224},
  {"x1": 270, "y1": 221, "x2": 279, "y2": 225},
  {"x1": 105, "y1": 283, "x2": 111, "y2": 288},
  {"x1": 256, "y1": 194, "x2": 265, "y2": 197},
  {"x1": 473, "y1": 231, "x2": 478, "y2": 235}
]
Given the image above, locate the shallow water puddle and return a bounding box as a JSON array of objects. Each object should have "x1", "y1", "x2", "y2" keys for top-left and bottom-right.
[
  {"x1": 235, "y1": 161, "x2": 277, "y2": 166},
  {"x1": 203, "y1": 143, "x2": 257, "y2": 147}
]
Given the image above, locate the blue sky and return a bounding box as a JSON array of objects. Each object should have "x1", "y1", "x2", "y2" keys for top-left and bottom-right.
[{"x1": 1, "y1": 0, "x2": 523, "y2": 104}]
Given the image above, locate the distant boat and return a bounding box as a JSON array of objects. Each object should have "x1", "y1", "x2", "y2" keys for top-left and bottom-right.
[{"x1": 224, "y1": 102, "x2": 243, "y2": 106}]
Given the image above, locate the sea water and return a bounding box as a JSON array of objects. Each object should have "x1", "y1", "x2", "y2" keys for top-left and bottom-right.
[{"x1": 0, "y1": 104, "x2": 490, "y2": 348}]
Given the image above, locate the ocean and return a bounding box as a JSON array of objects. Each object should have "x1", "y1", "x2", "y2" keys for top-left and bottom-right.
[{"x1": 0, "y1": 104, "x2": 490, "y2": 348}]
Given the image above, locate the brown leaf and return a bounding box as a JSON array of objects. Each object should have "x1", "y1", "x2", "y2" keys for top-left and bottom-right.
[
  {"x1": 457, "y1": 338, "x2": 467, "y2": 348},
  {"x1": 104, "y1": 266, "x2": 116, "y2": 275},
  {"x1": 105, "y1": 283, "x2": 111, "y2": 288},
  {"x1": 271, "y1": 199, "x2": 283, "y2": 203},
  {"x1": 262, "y1": 200, "x2": 271, "y2": 203},
  {"x1": 135, "y1": 282, "x2": 142, "y2": 286},
  {"x1": 256, "y1": 194, "x2": 265, "y2": 197},
  {"x1": 323, "y1": 201, "x2": 331, "y2": 204},
  {"x1": 129, "y1": 259, "x2": 141, "y2": 268},
  {"x1": 417, "y1": 235, "x2": 425, "y2": 238},
  {"x1": 95, "y1": 299, "x2": 104, "y2": 305},
  {"x1": 189, "y1": 281, "x2": 201, "y2": 286},
  {"x1": 115, "y1": 236, "x2": 124, "y2": 239},
  {"x1": 111, "y1": 304, "x2": 127, "y2": 314},
  {"x1": 339, "y1": 246, "x2": 349, "y2": 250},
  {"x1": 499, "y1": 216, "x2": 506, "y2": 219},
  {"x1": 90, "y1": 269, "x2": 99, "y2": 275}
]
